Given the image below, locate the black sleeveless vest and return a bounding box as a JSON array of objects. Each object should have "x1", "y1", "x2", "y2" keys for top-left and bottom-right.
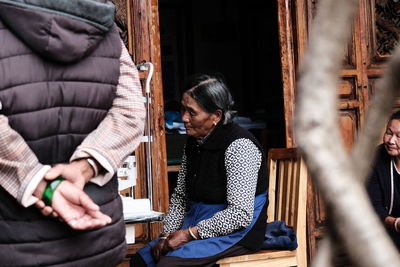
[
  {"x1": 0, "y1": 1, "x2": 126, "y2": 266},
  {"x1": 185, "y1": 122, "x2": 268, "y2": 251}
]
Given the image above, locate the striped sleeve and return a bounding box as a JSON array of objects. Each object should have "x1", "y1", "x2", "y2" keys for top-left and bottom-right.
[
  {"x1": 70, "y1": 41, "x2": 146, "y2": 186},
  {"x1": 0, "y1": 115, "x2": 48, "y2": 206}
]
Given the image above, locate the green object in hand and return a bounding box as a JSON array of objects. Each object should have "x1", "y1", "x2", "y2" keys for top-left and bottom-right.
[{"x1": 42, "y1": 176, "x2": 65, "y2": 206}]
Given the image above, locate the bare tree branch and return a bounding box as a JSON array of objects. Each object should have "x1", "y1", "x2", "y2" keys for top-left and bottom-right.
[
  {"x1": 311, "y1": 234, "x2": 333, "y2": 267},
  {"x1": 295, "y1": 0, "x2": 400, "y2": 266}
]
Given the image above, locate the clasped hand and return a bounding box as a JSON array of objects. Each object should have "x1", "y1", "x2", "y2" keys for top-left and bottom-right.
[
  {"x1": 152, "y1": 229, "x2": 193, "y2": 261},
  {"x1": 45, "y1": 159, "x2": 94, "y2": 189},
  {"x1": 35, "y1": 159, "x2": 111, "y2": 230}
]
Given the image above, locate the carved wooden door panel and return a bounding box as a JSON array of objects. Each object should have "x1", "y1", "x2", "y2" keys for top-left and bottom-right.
[
  {"x1": 277, "y1": 0, "x2": 397, "y2": 263},
  {"x1": 363, "y1": 0, "x2": 400, "y2": 108},
  {"x1": 278, "y1": 0, "x2": 365, "y2": 152},
  {"x1": 114, "y1": 0, "x2": 169, "y2": 254}
]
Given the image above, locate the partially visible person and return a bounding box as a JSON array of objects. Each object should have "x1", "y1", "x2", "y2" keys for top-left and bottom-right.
[
  {"x1": 367, "y1": 110, "x2": 400, "y2": 250},
  {"x1": 0, "y1": 0, "x2": 145, "y2": 266},
  {"x1": 131, "y1": 74, "x2": 268, "y2": 267}
]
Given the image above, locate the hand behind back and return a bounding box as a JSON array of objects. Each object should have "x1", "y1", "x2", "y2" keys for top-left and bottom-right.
[
  {"x1": 35, "y1": 179, "x2": 111, "y2": 230},
  {"x1": 44, "y1": 159, "x2": 94, "y2": 189}
]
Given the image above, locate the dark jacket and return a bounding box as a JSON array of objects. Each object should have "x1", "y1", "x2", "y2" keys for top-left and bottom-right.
[
  {"x1": 367, "y1": 144, "x2": 393, "y2": 221},
  {"x1": 0, "y1": 1, "x2": 126, "y2": 266},
  {"x1": 185, "y1": 122, "x2": 268, "y2": 251},
  {"x1": 367, "y1": 144, "x2": 400, "y2": 249}
]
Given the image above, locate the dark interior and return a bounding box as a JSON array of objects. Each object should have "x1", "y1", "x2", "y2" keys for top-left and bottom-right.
[{"x1": 158, "y1": 0, "x2": 286, "y2": 191}]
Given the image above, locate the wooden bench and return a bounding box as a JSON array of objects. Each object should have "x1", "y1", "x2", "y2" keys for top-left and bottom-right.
[{"x1": 217, "y1": 148, "x2": 308, "y2": 267}]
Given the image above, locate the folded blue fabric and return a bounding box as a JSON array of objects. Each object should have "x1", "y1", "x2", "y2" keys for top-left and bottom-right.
[
  {"x1": 165, "y1": 111, "x2": 182, "y2": 126},
  {"x1": 261, "y1": 220, "x2": 298, "y2": 250},
  {"x1": 165, "y1": 111, "x2": 186, "y2": 134}
]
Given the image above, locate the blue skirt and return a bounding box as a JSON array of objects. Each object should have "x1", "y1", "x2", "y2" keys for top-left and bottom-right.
[{"x1": 138, "y1": 192, "x2": 267, "y2": 266}]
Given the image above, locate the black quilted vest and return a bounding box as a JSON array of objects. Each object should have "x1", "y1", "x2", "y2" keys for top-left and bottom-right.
[
  {"x1": 0, "y1": 1, "x2": 126, "y2": 266},
  {"x1": 0, "y1": 7, "x2": 119, "y2": 165},
  {"x1": 185, "y1": 122, "x2": 268, "y2": 251}
]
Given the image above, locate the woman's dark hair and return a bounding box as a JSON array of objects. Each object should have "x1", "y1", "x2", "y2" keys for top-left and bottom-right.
[
  {"x1": 390, "y1": 110, "x2": 400, "y2": 121},
  {"x1": 183, "y1": 74, "x2": 236, "y2": 124}
]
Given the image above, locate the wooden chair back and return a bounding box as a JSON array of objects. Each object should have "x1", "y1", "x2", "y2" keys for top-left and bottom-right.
[
  {"x1": 217, "y1": 147, "x2": 308, "y2": 267},
  {"x1": 267, "y1": 148, "x2": 307, "y2": 266}
]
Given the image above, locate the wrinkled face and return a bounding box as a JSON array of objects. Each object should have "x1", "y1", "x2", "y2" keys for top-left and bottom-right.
[
  {"x1": 384, "y1": 119, "x2": 400, "y2": 157},
  {"x1": 181, "y1": 92, "x2": 221, "y2": 139}
]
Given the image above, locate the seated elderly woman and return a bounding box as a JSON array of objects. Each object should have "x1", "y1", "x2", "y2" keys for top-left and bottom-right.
[
  {"x1": 367, "y1": 110, "x2": 400, "y2": 250},
  {"x1": 131, "y1": 74, "x2": 268, "y2": 266}
]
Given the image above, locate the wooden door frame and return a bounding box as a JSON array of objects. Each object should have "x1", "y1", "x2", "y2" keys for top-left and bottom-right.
[
  {"x1": 277, "y1": 0, "x2": 308, "y2": 148},
  {"x1": 127, "y1": 0, "x2": 169, "y2": 241}
]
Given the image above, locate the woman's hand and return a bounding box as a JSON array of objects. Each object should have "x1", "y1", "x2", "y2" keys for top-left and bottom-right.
[
  {"x1": 152, "y1": 237, "x2": 169, "y2": 261},
  {"x1": 385, "y1": 216, "x2": 400, "y2": 233},
  {"x1": 163, "y1": 229, "x2": 194, "y2": 251},
  {"x1": 394, "y1": 218, "x2": 400, "y2": 233}
]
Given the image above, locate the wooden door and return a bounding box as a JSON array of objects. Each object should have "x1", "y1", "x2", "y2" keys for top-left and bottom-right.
[
  {"x1": 114, "y1": 0, "x2": 169, "y2": 253},
  {"x1": 277, "y1": 0, "x2": 399, "y2": 263},
  {"x1": 362, "y1": 0, "x2": 400, "y2": 107}
]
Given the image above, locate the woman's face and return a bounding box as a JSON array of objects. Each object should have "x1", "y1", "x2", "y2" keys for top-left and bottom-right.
[
  {"x1": 384, "y1": 119, "x2": 400, "y2": 157},
  {"x1": 181, "y1": 92, "x2": 221, "y2": 139}
]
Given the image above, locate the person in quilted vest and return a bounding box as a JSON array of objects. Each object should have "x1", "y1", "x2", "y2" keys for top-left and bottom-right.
[{"x1": 0, "y1": 0, "x2": 145, "y2": 266}]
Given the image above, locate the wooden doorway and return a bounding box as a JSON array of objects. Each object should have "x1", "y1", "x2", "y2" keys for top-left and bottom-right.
[
  {"x1": 113, "y1": 0, "x2": 288, "y2": 255},
  {"x1": 158, "y1": 1, "x2": 287, "y2": 194}
]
